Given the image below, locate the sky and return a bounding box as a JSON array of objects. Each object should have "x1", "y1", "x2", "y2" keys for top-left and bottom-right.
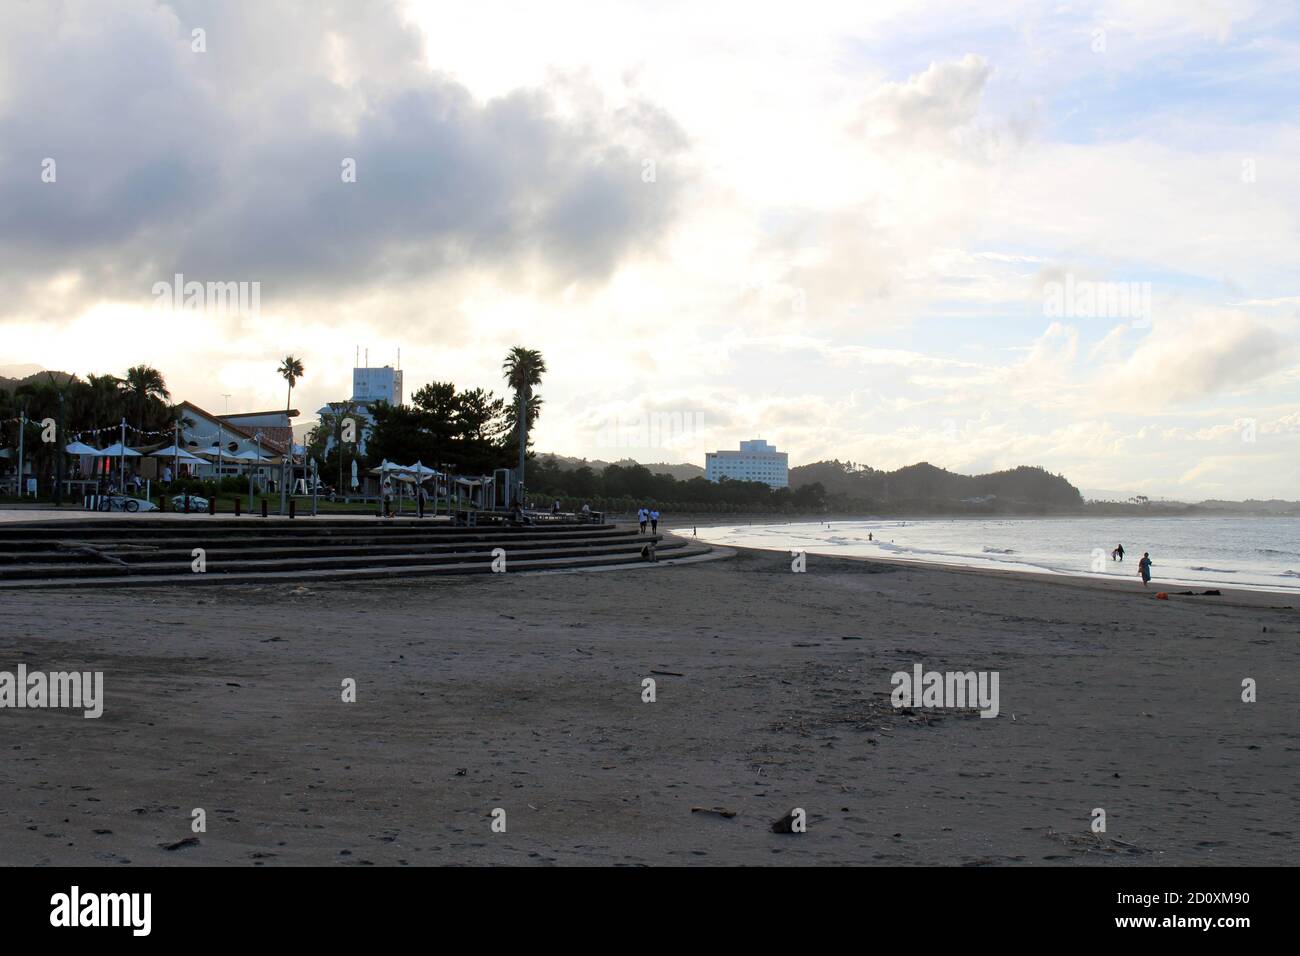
[{"x1": 1, "y1": 0, "x2": 1298, "y2": 499}]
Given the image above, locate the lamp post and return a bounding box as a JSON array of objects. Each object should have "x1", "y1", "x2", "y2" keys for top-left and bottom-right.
[
  {"x1": 118, "y1": 418, "x2": 126, "y2": 490},
  {"x1": 15, "y1": 407, "x2": 25, "y2": 498},
  {"x1": 53, "y1": 391, "x2": 65, "y2": 506},
  {"x1": 248, "y1": 431, "x2": 263, "y2": 512}
]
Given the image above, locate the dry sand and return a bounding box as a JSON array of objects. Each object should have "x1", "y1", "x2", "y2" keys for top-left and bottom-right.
[{"x1": 1, "y1": 545, "x2": 1296, "y2": 866}]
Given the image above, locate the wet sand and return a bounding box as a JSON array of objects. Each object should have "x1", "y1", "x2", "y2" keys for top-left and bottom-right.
[{"x1": 1, "y1": 546, "x2": 1296, "y2": 866}]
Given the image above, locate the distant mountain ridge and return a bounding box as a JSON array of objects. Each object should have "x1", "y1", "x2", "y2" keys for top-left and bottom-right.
[
  {"x1": 538, "y1": 453, "x2": 704, "y2": 482},
  {"x1": 790, "y1": 459, "x2": 1084, "y2": 510},
  {"x1": 0, "y1": 368, "x2": 74, "y2": 392}
]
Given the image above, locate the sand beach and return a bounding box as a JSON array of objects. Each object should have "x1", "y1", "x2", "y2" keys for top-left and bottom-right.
[{"x1": 1, "y1": 539, "x2": 1295, "y2": 866}]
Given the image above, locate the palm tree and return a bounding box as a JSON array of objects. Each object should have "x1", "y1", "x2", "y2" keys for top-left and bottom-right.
[
  {"x1": 501, "y1": 347, "x2": 545, "y2": 502},
  {"x1": 121, "y1": 365, "x2": 170, "y2": 434},
  {"x1": 277, "y1": 355, "x2": 305, "y2": 513},
  {"x1": 78, "y1": 373, "x2": 124, "y2": 434}
]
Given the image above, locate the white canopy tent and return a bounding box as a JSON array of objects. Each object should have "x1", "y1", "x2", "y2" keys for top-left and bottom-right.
[
  {"x1": 64, "y1": 441, "x2": 102, "y2": 456},
  {"x1": 369, "y1": 460, "x2": 441, "y2": 481}
]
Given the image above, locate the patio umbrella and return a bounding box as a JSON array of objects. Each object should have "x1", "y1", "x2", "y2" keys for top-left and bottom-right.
[
  {"x1": 150, "y1": 444, "x2": 204, "y2": 464},
  {"x1": 231, "y1": 448, "x2": 270, "y2": 474},
  {"x1": 96, "y1": 442, "x2": 141, "y2": 457},
  {"x1": 95, "y1": 441, "x2": 141, "y2": 483},
  {"x1": 406, "y1": 460, "x2": 439, "y2": 480},
  {"x1": 65, "y1": 441, "x2": 102, "y2": 456}
]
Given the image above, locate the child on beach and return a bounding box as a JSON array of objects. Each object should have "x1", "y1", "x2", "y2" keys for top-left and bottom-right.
[{"x1": 1138, "y1": 552, "x2": 1152, "y2": 586}]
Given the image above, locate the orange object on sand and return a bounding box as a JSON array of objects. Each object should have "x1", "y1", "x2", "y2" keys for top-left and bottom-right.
[{"x1": 1155, "y1": 592, "x2": 1169, "y2": 600}]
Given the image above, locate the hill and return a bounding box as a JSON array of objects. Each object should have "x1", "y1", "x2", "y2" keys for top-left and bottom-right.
[
  {"x1": 537, "y1": 453, "x2": 704, "y2": 482},
  {"x1": 0, "y1": 368, "x2": 76, "y2": 393},
  {"x1": 791, "y1": 460, "x2": 1084, "y2": 513}
]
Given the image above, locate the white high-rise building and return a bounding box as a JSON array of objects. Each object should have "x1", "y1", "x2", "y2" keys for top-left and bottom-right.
[
  {"x1": 352, "y1": 365, "x2": 403, "y2": 406},
  {"x1": 705, "y1": 439, "x2": 789, "y2": 489}
]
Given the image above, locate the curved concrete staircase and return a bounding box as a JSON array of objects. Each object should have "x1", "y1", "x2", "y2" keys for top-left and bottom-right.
[{"x1": 0, "y1": 517, "x2": 713, "y2": 589}]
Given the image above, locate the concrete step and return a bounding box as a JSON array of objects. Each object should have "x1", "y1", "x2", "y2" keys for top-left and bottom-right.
[
  {"x1": 0, "y1": 526, "x2": 639, "y2": 554},
  {"x1": 0, "y1": 533, "x2": 653, "y2": 566},
  {"x1": 0, "y1": 540, "x2": 712, "y2": 588},
  {"x1": 0, "y1": 536, "x2": 683, "y2": 581}
]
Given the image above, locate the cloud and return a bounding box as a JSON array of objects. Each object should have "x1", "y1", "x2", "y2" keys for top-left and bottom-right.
[
  {"x1": 0, "y1": 0, "x2": 690, "y2": 322},
  {"x1": 856, "y1": 54, "x2": 992, "y2": 143},
  {"x1": 1103, "y1": 311, "x2": 1295, "y2": 404}
]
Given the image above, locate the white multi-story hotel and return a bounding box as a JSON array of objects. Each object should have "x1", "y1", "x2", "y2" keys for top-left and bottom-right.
[
  {"x1": 352, "y1": 365, "x2": 403, "y2": 406},
  {"x1": 705, "y1": 439, "x2": 789, "y2": 489}
]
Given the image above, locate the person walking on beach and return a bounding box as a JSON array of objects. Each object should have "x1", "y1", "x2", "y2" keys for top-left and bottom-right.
[
  {"x1": 638, "y1": 507, "x2": 648, "y2": 534},
  {"x1": 1114, "y1": 543, "x2": 1125, "y2": 562},
  {"x1": 1138, "y1": 552, "x2": 1152, "y2": 587},
  {"x1": 650, "y1": 509, "x2": 660, "y2": 534}
]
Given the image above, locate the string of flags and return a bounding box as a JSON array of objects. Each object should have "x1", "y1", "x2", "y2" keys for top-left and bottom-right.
[
  {"x1": 67, "y1": 423, "x2": 177, "y2": 441},
  {"x1": 1, "y1": 419, "x2": 236, "y2": 448}
]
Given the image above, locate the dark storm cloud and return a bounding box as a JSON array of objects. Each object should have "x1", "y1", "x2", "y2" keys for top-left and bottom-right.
[{"x1": 0, "y1": 0, "x2": 689, "y2": 318}]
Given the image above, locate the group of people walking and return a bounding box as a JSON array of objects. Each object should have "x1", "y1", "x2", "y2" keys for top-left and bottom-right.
[
  {"x1": 1111, "y1": 542, "x2": 1155, "y2": 586},
  {"x1": 637, "y1": 507, "x2": 660, "y2": 534}
]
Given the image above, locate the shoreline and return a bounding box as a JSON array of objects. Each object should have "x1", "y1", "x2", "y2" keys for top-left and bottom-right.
[
  {"x1": 672, "y1": 518, "x2": 1300, "y2": 601},
  {"x1": 715, "y1": 543, "x2": 1299, "y2": 609}
]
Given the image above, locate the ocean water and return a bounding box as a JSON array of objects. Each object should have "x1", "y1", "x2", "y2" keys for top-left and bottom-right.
[{"x1": 679, "y1": 516, "x2": 1300, "y2": 593}]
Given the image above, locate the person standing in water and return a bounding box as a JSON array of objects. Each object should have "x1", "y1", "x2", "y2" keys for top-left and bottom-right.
[
  {"x1": 1138, "y1": 552, "x2": 1152, "y2": 587},
  {"x1": 1115, "y1": 543, "x2": 1125, "y2": 562}
]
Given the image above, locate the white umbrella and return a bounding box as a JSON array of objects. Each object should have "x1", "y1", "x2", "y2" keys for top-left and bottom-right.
[
  {"x1": 0, "y1": 448, "x2": 12, "y2": 459},
  {"x1": 95, "y1": 441, "x2": 140, "y2": 486},
  {"x1": 65, "y1": 441, "x2": 102, "y2": 455},
  {"x1": 151, "y1": 444, "x2": 205, "y2": 463},
  {"x1": 232, "y1": 448, "x2": 272, "y2": 477},
  {"x1": 350, "y1": 459, "x2": 359, "y2": 490},
  {"x1": 97, "y1": 442, "x2": 141, "y2": 457}
]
